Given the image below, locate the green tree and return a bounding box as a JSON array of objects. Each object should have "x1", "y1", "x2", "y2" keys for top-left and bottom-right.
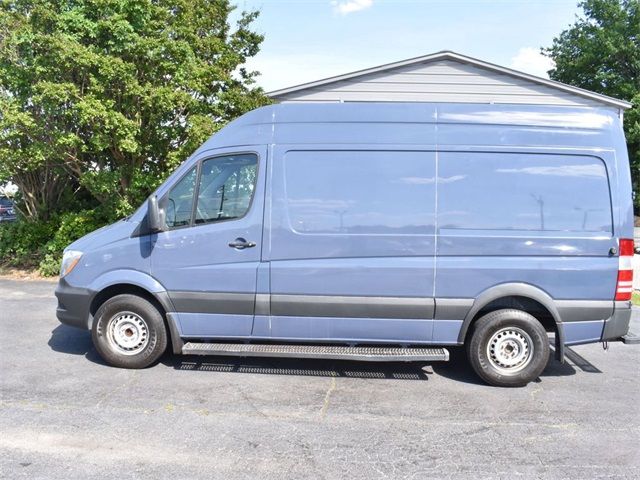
[
  {"x1": 0, "y1": 0, "x2": 269, "y2": 221},
  {"x1": 543, "y1": 0, "x2": 640, "y2": 213}
]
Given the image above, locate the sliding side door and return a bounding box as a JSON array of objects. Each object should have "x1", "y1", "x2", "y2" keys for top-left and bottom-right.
[{"x1": 268, "y1": 149, "x2": 437, "y2": 344}]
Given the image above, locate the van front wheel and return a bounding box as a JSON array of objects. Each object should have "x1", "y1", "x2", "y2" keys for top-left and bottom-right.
[
  {"x1": 466, "y1": 309, "x2": 549, "y2": 387},
  {"x1": 92, "y1": 294, "x2": 167, "y2": 369}
]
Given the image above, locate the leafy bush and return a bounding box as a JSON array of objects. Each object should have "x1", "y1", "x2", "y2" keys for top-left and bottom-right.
[
  {"x1": 39, "y1": 209, "x2": 110, "y2": 276},
  {"x1": 0, "y1": 218, "x2": 58, "y2": 269},
  {"x1": 0, "y1": 208, "x2": 110, "y2": 276}
]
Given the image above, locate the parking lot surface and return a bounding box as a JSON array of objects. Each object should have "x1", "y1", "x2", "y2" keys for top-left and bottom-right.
[{"x1": 1, "y1": 278, "x2": 639, "y2": 479}]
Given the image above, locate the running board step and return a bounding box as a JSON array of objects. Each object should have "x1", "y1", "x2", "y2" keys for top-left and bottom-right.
[
  {"x1": 181, "y1": 343, "x2": 449, "y2": 362},
  {"x1": 622, "y1": 333, "x2": 640, "y2": 345}
]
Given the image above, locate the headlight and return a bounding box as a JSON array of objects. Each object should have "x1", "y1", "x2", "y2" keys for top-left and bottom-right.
[{"x1": 60, "y1": 250, "x2": 83, "y2": 277}]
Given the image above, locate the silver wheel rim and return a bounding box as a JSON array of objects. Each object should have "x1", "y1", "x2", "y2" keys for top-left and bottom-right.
[
  {"x1": 486, "y1": 327, "x2": 534, "y2": 375},
  {"x1": 106, "y1": 311, "x2": 149, "y2": 355}
]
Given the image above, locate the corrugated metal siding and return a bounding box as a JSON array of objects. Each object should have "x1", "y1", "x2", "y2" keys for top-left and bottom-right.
[{"x1": 272, "y1": 60, "x2": 602, "y2": 107}]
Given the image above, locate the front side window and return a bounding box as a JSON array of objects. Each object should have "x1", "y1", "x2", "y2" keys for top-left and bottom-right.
[
  {"x1": 163, "y1": 153, "x2": 258, "y2": 230},
  {"x1": 195, "y1": 154, "x2": 257, "y2": 224},
  {"x1": 165, "y1": 167, "x2": 197, "y2": 228}
]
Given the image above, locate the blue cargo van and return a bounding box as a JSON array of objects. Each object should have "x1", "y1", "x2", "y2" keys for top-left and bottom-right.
[{"x1": 55, "y1": 103, "x2": 634, "y2": 387}]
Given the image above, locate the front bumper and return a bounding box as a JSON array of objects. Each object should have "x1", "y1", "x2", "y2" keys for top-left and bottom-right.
[
  {"x1": 601, "y1": 301, "x2": 632, "y2": 341},
  {"x1": 55, "y1": 278, "x2": 93, "y2": 330}
]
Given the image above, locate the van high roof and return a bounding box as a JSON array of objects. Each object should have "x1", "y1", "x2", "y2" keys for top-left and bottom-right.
[{"x1": 201, "y1": 102, "x2": 620, "y2": 153}]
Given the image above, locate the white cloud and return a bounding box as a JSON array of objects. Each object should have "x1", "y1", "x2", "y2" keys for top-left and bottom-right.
[
  {"x1": 331, "y1": 0, "x2": 373, "y2": 15},
  {"x1": 509, "y1": 47, "x2": 555, "y2": 79}
]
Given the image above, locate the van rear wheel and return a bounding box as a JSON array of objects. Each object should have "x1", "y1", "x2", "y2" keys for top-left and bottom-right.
[
  {"x1": 466, "y1": 309, "x2": 549, "y2": 387},
  {"x1": 92, "y1": 294, "x2": 167, "y2": 369}
]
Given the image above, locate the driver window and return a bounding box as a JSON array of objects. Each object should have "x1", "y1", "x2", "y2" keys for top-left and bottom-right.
[
  {"x1": 165, "y1": 167, "x2": 196, "y2": 229},
  {"x1": 195, "y1": 154, "x2": 258, "y2": 224}
]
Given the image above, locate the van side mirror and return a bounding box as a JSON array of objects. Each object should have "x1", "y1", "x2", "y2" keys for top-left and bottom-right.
[{"x1": 147, "y1": 196, "x2": 165, "y2": 232}]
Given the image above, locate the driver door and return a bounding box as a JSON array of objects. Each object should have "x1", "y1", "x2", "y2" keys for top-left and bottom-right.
[{"x1": 150, "y1": 147, "x2": 266, "y2": 338}]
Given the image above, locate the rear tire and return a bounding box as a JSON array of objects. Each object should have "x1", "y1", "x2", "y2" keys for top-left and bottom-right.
[
  {"x1": 92, "y1": 294, "x2": 167, "y2": 369},
  {"x1": 466, "y1": 309, "x2": 549, "y2": 387}
]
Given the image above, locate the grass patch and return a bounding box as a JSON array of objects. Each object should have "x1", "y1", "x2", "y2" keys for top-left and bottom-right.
[
  {"x1": 632, "y1": 291, "x2": 640, "y2": 306},
  {"x1": 0, "y1": 264, "x2": 54, "y2": 281}
]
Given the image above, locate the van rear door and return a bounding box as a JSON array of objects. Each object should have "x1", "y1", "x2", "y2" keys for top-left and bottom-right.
[{"x1": 434, "y1": 151, "x2": 619, "y2": 345}]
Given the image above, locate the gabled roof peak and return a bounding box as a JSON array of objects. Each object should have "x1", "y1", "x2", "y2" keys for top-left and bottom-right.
[{"x1": 267, "y1": 50, "x2": 631, "y2": 110}]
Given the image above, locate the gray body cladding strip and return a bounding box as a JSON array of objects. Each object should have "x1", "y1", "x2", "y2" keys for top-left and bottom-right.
[
  {"x1": 169, "y1": 292, "x2": 255, "y2": 315},
  {"x1": 555, "y1": 300, "x2": 613, "y2": 322},
  {"x1": 434, "y1": 298, "x2": 474, "y2": 320},
  {"x1": 170, "y1": 292, "x2": 436, "y2": 319},
  {"x1": 168, "y1": 292, "x2": 613, "y2": 324},
  {"x1": 271, "y1": 294, "x2": 435, "y2": 319}
]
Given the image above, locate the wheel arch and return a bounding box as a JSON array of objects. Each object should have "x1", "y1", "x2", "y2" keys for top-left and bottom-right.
[
  {"x1": 89, "y1": 283, "x2": 173, "y2": 319},
  {"x1": 88, "y1": 276, "x2": 183, "y2": 355},
  {"x1": 458, "y1": 283, "x2": 565, "y2": 361}
]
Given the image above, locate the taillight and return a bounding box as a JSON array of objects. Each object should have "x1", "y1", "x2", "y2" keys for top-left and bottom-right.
[{"x1": 615, "y1": 238, "x2": 634, "y2": 301}]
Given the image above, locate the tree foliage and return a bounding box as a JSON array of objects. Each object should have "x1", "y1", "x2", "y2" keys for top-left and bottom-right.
[
  {"x1": 0, "y1": 0, "x2": 269, "y2": 221},
  {"x1": 543, "y1": 0, "x2": 640, "y2": 212}
]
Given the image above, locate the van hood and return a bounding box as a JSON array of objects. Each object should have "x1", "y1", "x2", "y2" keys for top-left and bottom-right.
[{"x1": 65, "y1": 219, "x2": 138, "y2": 253}]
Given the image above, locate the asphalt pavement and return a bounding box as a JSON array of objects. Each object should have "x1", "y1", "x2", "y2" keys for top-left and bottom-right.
[{"x1": 1, "y1": 278, "x2": 639, "y2": 479}]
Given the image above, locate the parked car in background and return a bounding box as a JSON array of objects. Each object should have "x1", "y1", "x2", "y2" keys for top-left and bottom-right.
[{"x1": 0, "y1": 197, "x2": 16, "y2": 222}]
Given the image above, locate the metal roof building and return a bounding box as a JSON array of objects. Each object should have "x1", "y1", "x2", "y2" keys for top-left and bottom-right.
[{"x1": 268, "y1": 51, "x2": 631, "y2": 118}]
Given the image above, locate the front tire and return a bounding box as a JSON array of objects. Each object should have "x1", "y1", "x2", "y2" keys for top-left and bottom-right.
[
  {"x1": 92, "y1": 294, "x2": 168, "y2": 369},
  {"x1": 466, "y1": 309, "x2": 549, "y2": 387}
]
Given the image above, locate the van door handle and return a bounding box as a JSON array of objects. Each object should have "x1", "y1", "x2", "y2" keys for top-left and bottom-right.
[{"x1": 228, "y1": 238, "x2": 256, "y2": 250}]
